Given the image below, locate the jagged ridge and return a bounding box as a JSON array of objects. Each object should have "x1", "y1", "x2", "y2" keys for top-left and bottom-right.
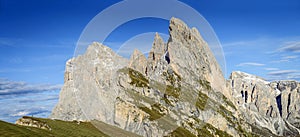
[{"x1": 50, "y1": 17, "x2": 300, "y2": 137}]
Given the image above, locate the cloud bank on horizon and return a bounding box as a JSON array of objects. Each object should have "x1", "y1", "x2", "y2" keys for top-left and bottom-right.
[{"x1": 0, "y1": 78, "x2": 61, "y2": 123}]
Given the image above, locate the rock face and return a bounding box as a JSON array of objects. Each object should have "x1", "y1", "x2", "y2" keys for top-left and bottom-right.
[
  {"x1": 229, "y1": 71, "x2": 300, "y2": 136},
  {"x1": 51, "y1": 17, "x2": 300, "y2": 136},
  {"x1": 168, "y1": 18, "x2": 227, "y2": 98},
  {"x1": 51, "y1": 42, "x2": 128, "y2": 123},
  {"x1": 16, "y1": 116, "x2": 51, "y2": 130},
  {"x1": 271, "y1": 81, "x2": 300, "y2": 130}
]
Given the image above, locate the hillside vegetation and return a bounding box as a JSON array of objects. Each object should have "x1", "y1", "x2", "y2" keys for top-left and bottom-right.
[{"x1": 0, "y1": 117, "x2": 108, "y2": 137}]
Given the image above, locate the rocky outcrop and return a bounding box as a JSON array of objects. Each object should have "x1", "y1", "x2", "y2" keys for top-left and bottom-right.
[
  {"x1": 148, "y1": 32, "x2": 167, "y2": 63},
  {"x1": 229, "y1": 71, "x2": 300, "y2": 136},
  {"x1": 50, "y1": 42, "x2": 129, "y2": 122},
  {"x1": 271, "y1": 81, "x2": 300, "y2": 129},
  {"x1": 51, "y1": 17, "x2": 300, "y2": 137},
  {"x1": 16, "y1": 116, "x2": 51, "y2": 130},
  {"x1": 167, "y1": 18, "x2": 227, "y2": 98},
  {"x1": 129, "y1": 49, "x2": 147, "y2": 74}
]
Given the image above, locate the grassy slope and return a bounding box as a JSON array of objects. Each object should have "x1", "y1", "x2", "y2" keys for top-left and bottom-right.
[
  {"x1": 0, "y1": 117, "x2": 108, "y2": 137},
  {"x1": 91, "y1": 120, "x2": 142, "y2": 137}
]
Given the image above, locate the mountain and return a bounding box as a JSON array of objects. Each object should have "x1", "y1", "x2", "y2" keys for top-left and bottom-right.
[
  {"x1": 50, "y1": 17, "x2": 300, "y2": 136},
  {"x1": 229, "y1": 71, "x2": 300, "y2": 136}
]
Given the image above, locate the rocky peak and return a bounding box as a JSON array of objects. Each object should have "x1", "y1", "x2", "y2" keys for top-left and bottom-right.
[
  {"x1": 168, "y1": 17, "x2": 205, "y2": 44},
  {"x1": 169, "y1": 17, "x2": 191, "y2": 42},
  {"x1": 146, "y1": 32, "x2": 168, "y2": 73},
  {"x1": 168, "y1": 17, "x2": 227, "y2": 98},
  {"x1": 129, "y1": 49, "x2": 147, "y2": 74},
  {"x1": 230, "y1": 71, "x2": 269, "y2": 85},
  {"x1": 148, "y1": 33, "x2": 167, "y2": 62}
]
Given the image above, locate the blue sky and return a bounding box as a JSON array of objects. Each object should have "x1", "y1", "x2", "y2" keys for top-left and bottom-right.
[{"x1": 0, "y1": 0, "x2": 299, "y2": 123}]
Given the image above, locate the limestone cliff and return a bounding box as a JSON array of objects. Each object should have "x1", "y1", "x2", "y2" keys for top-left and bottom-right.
[
  {"x1": 51, "y1": 17, "x2": 300, "y2": 137},
  {"x1": 229, "y1": 71, "x2": 300, "y2": 136}
]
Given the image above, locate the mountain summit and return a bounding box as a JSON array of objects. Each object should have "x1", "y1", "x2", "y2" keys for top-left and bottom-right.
[{"x1": 50, "y1": 17, "x2": 300, "y2": 136}]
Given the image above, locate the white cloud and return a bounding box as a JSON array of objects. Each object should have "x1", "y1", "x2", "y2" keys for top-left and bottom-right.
[
  {"x1": 222, "y1": 41, "x2": 250, "y2": 47},
  {"x1": 236, "y1": 62, "x2": 265, "y2": 67},
  {"x1": 31, "y1": 54, "x2": 71, "y2": 62},
  {"x1": 287, "y1": 74, "x2": 300, "y2": 80},
  {"x1": 270, "y1": 59, "x2": 289, "y2": 63},
  {"x1": 266, "y1": 71, "x2": 300, "y2": 81},
  {"x1": 276, "y1": 41, "x2": 300, "y2": 53},
  {"x1": 264, "y1": 68, "x2": 279, "y2": 71},
  {"x1": 222, "y1": 38, "x2": 267, "y2": 47},
  {"x1": 270, "y1": 55, "x2": 298, "y2": 63},
  {"x1": 0, "y1": 79, "x2": 60, "y2": 122},
  {"x1": 268, "y1": 70, "x2": 298, "y2": 76},
  {"x1": 11, "y1": 111, "x2": 30, "y2": 117},
  {"x1": 0, "y1": 78, "x2": 62, "y2": 95},
  {"x1": 282, "y1": 55, "x2": 298, "y2": 59},
  {"x1": 267, "y1": 70, "x2": 300, "y2": 81}
]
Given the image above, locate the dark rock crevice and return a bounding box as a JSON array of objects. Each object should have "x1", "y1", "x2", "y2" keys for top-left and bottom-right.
[
  {"x1": 251, "y1": 85, "x2": 256, "y2": 102},
  {"x1": 287, "y1": 93, "x2": 291, "y2": 120},
  {"x1": 276, "y1": 94, "x2": 282, "y2": 117},
  {"x1": 241, "y1": 90, "x2": 244, "y2": 98},
  {"x1": 245, "y1": 91, "x2": 248, "y2": 103}
]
